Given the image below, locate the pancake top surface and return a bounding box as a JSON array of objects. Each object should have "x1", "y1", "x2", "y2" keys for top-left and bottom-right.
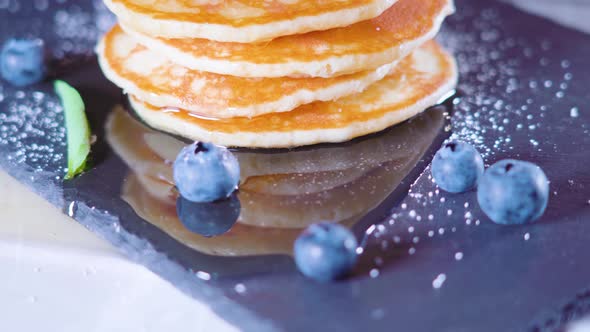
[
  {"x1": 98, "y1": 25, "x2": 392, "y2": 118},
  {"x1": 124, "y1": 0, "x2": 454, "y2": 77},
  {"x1": 105, "y1": 0, "x2": 399, "y2": 42}
]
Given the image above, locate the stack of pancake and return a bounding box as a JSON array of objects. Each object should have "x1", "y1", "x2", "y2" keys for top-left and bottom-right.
[
  {"x1": 106, "y1": 107, "x2": 444, "y2": 256},
  {"x1": 98, "y1": 0, "x2": 457, "y2": 149}
]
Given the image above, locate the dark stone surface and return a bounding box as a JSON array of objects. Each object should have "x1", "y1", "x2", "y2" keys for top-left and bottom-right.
[{"x1": 1, "y1": 1, "x2": 590, "y2": 331}]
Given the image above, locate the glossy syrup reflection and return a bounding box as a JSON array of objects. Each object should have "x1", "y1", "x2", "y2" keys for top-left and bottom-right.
[
  {"x1": 176, "y1": 193, "x2": 241, "y2": 238},
  {"x1": 106, "y1": 105, "x2": 447, "y2": 257}
]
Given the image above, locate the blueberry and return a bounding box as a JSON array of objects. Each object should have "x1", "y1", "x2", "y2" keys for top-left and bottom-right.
[
  {"x1": 173, "y1": 142, "x2": 240, "y2": 202},
  {"x1": 176, "y1": 192, "x2": 240, "y2": 237},
  {"x1": 294, "y1": 223, "x2": 358, "y2": 282},
  {"x1": 432, "y1": 141, "x2": 485, "y2": 193},
  {"x1": 0, "y1": 38, "x2": 46, "y2": 87},
  {"x1": 477, "y1": 159, "x2": 549, "y2": 225}
]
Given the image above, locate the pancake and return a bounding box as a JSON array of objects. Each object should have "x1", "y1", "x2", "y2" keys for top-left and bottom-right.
[
  {"x1": 122, "y1": 0, "x2": 454, "y2": 78},
  {"x1": 97, "y1": 25, "x2": 394, "y2": 118},
  {"x1": 103, "y1": 0, "x2": 398, "y2": 43},
  {"x1": 129, "y1": 41, "x2": 458, "y2": 148}
]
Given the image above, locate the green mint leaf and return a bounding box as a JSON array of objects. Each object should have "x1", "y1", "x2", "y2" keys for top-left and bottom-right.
[{"x1": 54, "y1": 80, "x2": 91, "y2": 180}]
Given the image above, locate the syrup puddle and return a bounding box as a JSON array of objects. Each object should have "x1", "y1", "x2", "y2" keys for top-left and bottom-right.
[{"x1": 106, "y1": 96, "x2": 455, "y2": 278}]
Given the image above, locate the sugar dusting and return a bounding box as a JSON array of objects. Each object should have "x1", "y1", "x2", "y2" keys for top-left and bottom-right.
[
  {"x1": 432, "y1": 274, "x2": 447, "y2": 289},
  {"x1": 358, "y1": 4, "x2": 582, "y2": 292},
  {"x1": 0, "y1": 1, "x2": 115, "y2": 174},
  {"x1": 52, "y1": 0, "x2": 115, "y2": 59},
  {"x1": 0, "y1": 88, "x2": 66, "y2": 173}
]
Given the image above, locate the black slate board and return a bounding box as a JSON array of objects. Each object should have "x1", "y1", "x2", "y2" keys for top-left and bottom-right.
[{"x1": 1, "y1": 1, "x2": 590, "y2": 331}]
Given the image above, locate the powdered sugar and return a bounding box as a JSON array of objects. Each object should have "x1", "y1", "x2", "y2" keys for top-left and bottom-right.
[{"x1": 0, "y1": 89, "x2": 66, "y2": 173}]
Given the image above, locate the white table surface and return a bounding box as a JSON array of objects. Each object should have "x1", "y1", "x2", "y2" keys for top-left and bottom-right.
[
  {"x1": 2, "y1": 2, "x2": 589, "y2": 332},
  {"x1": 0, "y1": 171, "x2": 236, "y2": 332}
]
